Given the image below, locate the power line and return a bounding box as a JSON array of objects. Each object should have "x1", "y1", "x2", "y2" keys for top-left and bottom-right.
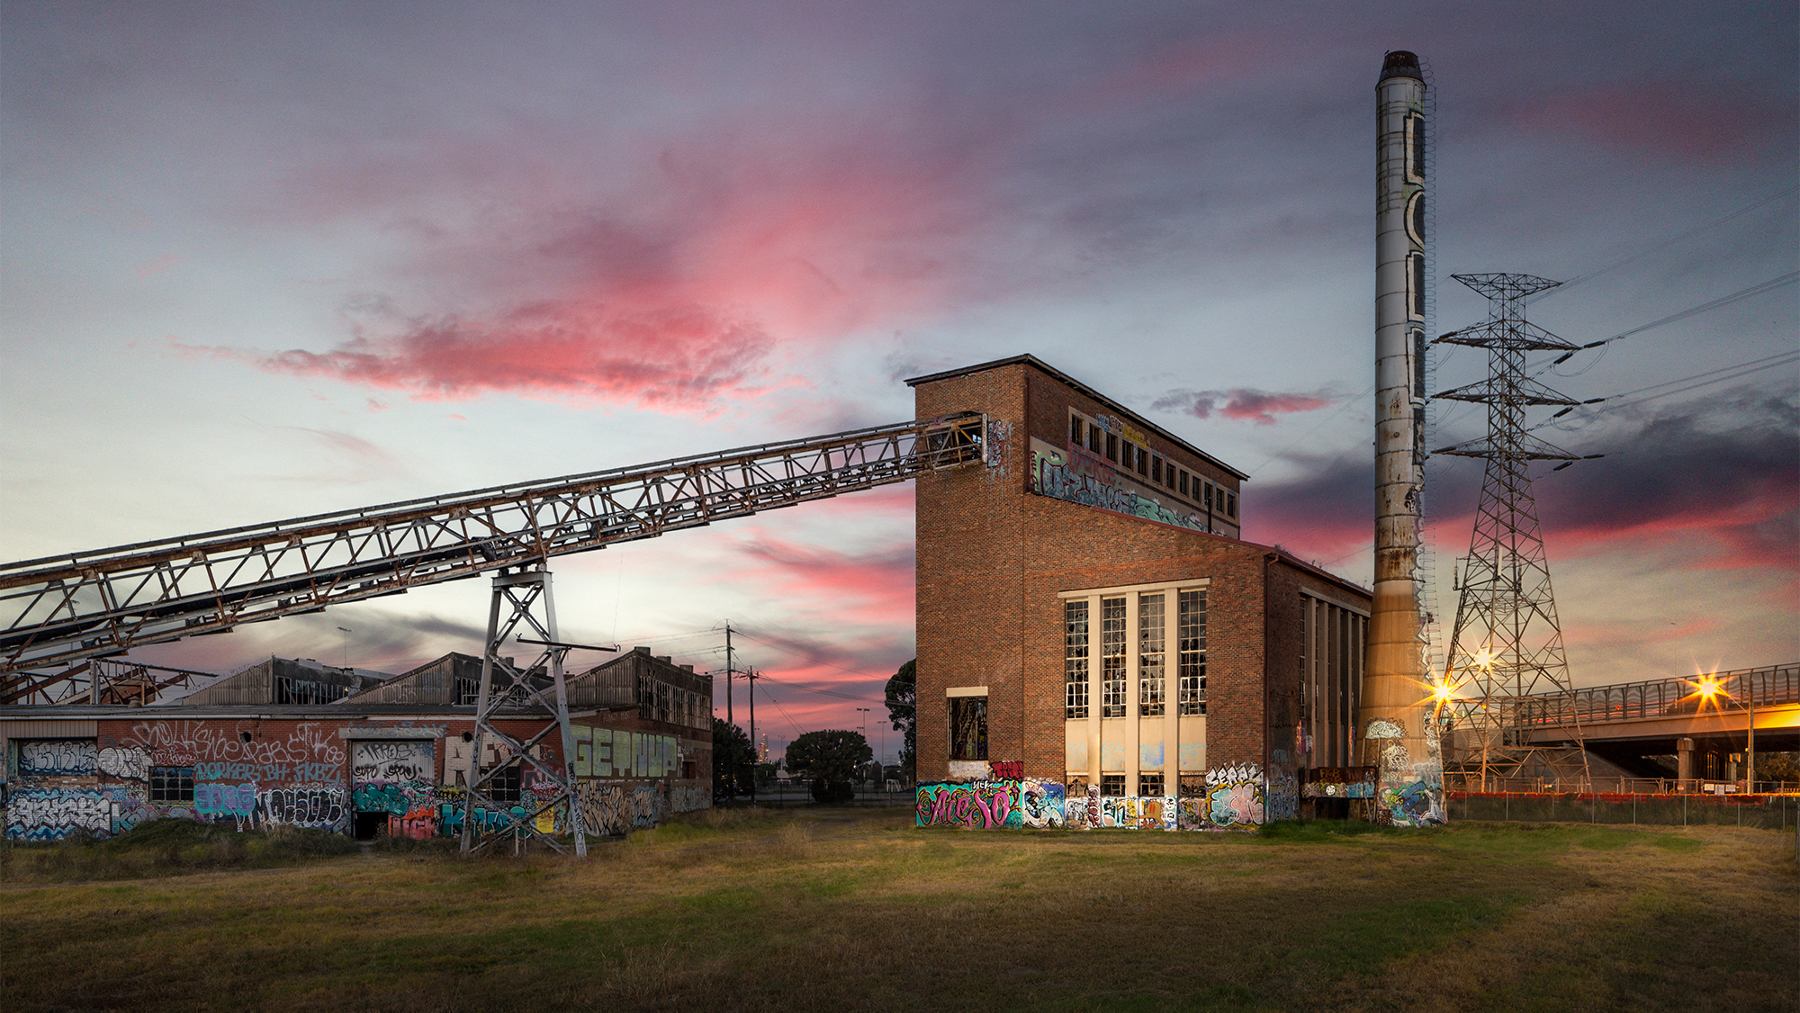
[
  {"x1": 1536, "y1": 183, "x2": 1800, "y2": 300},
  {"x1": 1535, "y1": 350, "x2": 1799, "y2": 434}
]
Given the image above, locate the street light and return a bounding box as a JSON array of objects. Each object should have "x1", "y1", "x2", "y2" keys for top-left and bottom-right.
[
  {"x1": 856, "y1": 706, "x2": 871, "y2": 799},
  {"x1": 336, "y1": 626, "x2": 352, "y2": 673}
]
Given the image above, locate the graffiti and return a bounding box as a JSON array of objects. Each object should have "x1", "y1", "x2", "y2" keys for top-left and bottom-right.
[
  {"x1": 256, "y1": 787, "x2": 347, "y2": 831},
  {"x1": 386, "y1": 806, "x2": 438, "y2": 840},
  {"x1": 669, "y1": 780, "x2": 709, "y2": 814},
  {"x1": 1205, "y1": 763, "x2": 1265, "y2": 829},
  {"x1": 351, "y1": 740, "x2": 433, "y2": 783},
  {"x1": 105, "y1": 785, "x2": 153, "y2": 833},
  {"x1": 1030, "y1": 438, "x2": 1209, "y2": 533},
  {"x1": 1364, "y1": 718, "x2": 1404, "y2": 740},
  {"x1": 195, "y1": 761, "x2": 341, "y2": 783},
  {"x1": 630, "y1": 783, "x2": 667, "y2": 828},
  {"x1": 575, "y1": 781, "x2": 632, "y2": 836},
  {"x1": 570, "y1": 726, "x2": 677, "y2": 779},
  {"x1": 1178, "y1": 796, "x2": 1207, "y2": 831},
  {"x1": 1062, "y1": 783, "x2": 1100, "y2": 830},
  {"x1": 985, "y1": 418, "x2": 1012, "y2": 473},
  {"x1": 5, "y1": 787, "x2": 111, "y2": 840},
  {"x1": 1266, "y1": 767, "x2": 1298, "y2": 822},
  {"x1": 195, "y1": 782, "x2": 258, "y2": 818},
  {"x1": 915, "y1": 780, "x2": 1020, "y2": 829},
  {"x1": 439, "y1": 802, "x2": 530, "y2": 836},
  {"x1": 1099, "y1": 796, "x2": 1130, "y2": 829},
  {"x1": 121, "y1": 720, "x2": 344, "y2": 769},
  {"x1": 352, "y1": 782, "x2": 423, "y2": 815},
  {"x1": 989, "y1": 760, "x2": 1023, "y2": 781},
  {"x1": 18, "y1": 739, "x2": 97, "y2": 777},
  {"x1": 1138, "y1": 796, "x2": 1177, "y2": 831},
  {"x1": 1303, "y1": 766, "x2": 1378, "y2": 799},
  {"x1": 98, "y1": 746, "x2": 151, "y2": 782},
  {"x1": 1019, "y1": 779, "x2": 1066, "y2": 828}
]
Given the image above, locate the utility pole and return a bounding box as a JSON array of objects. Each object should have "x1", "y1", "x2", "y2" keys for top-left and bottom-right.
[
  {"x1": 723, "y1": 621, "x2": 735, "y2": 798},
  {"x1": 856, "y1": 706, "x2": 871, "y2": 801},
  {"x1": 746, "y1": 665, "x2": 758, "y2": 805},
  {"x1": 1746, "y1": 671, "x2": 1756, "y2": 794}
]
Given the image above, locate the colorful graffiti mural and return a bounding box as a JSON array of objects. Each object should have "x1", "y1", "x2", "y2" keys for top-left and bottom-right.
[
  {"x1": 915, "y1": 780, "x2": 1021, "y2": 829},
  {"x1": 1303, "y1": 766, "x2": 1378, "y2": 799},
  {"x1": 1019, "y1": 779, "x2": 1066, "y2": 828},
  {"x1": 1029, "y1": 438, "x2": 1210, "y2": 533},
  {"x1": 17, "y1": 739, "x2": 98, "y2": 777},
  {"x1": 4, "y1": 787, "x2": 111, "y2": 840},
  {"x1": 1205, "y1": 764, "x2": 1265, "y2": 829}
]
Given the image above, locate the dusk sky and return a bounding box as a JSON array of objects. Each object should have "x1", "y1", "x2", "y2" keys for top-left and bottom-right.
[{"x1": 3, "y1": 3, "x2": 1795, "y2": 762}]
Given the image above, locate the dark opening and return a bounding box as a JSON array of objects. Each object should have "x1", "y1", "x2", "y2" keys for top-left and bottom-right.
[
  {"x1": 949, "y1": 696, "x2": 988, "y2": 761},
  {"x1": 353, "y1": 810, "x2": 386, "y2": 841}
]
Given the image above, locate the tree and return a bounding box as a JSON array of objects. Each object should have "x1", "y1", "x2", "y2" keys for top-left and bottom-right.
[
  {"x1": 712, "y1": 718, "x2": 754, "y2": 798},
  {"x1": 885, "y1": 659, "x2": 916, "y2": 779},
  {"x1": 784, "y1": 729, "x2": 872, "y2": 805}
]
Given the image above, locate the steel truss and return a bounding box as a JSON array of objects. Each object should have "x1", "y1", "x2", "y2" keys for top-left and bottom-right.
[
  {"x1": 460, "y1": 564, "x2": 585, "y2": 856},
  {"x1": 1, "y1": 414, "x2": 986, "y2": 703},
  {"x1": 1433, "y1": 274, "x2": 1594, "y2": 787}
]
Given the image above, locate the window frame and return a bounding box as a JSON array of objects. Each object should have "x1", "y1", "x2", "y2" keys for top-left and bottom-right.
[{"x1": 949, "y1": 696, "x2": 989, "y2": 761}]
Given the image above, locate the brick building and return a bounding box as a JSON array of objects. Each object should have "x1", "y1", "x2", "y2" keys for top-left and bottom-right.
[
  {"x1": 0, "y1": 649, "x2": 710, "y2": 842},
  {"x1": 911, "y1": 356, "x2": 1372, "y2": 830}
]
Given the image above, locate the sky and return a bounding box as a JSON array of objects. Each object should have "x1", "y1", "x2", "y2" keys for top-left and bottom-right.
[{"x1": 2, "y1": 2, "x2": 1795, "y2": 763}]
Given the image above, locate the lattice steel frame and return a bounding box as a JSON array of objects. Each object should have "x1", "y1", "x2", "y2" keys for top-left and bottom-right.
[
  {"x1": 460, "y1": 563, "x2": 585, "y2": 857},
  {"x1": 1433, "y1": 273, "x2": 1591, "y2": 785},
  {"x1": 1, "y1": 414, "x2": 986, "y2": 702}
]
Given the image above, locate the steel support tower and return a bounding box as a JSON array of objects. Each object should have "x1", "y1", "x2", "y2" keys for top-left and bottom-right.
[{"x1": 1433, "y1": 273, "x2": 1593, "y2": 788}]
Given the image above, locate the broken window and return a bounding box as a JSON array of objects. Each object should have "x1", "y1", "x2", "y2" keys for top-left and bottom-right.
[
  {"x1": 149, "y1": 766, "x2": 194, "y2": 804},
  {"x1": 1178, "y1": 589, "x2": 1208, "y2": 715},
  {"x1": 1065, "y1": 599, "x2": 1089, "y2": 719},
  {"x1": 1138, "y1": 592, "x2": 1165, "y2": 717},
  {"x1": 1138, "y1": 772, "x2": 1165, "y2": 797},
  {"x1": 949, "y1": 696, "x2": 988, "y2": 761},
  {"x1": 1100, "y1": 596, "x2": 1127, "y2": 717},
  {"x1": 1101, "y1": 774, "x2": 1126, "y2": 796}
]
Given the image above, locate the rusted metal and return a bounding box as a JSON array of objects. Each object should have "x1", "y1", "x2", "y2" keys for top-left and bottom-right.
[{"x1": 1, "y1": 414, "x2": 986, "y2": 702}]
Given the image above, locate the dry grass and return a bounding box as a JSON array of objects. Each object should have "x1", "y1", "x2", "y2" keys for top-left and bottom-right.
[{"x1": 2, "y1": 808, "x2": 1795, "y2": 1011}]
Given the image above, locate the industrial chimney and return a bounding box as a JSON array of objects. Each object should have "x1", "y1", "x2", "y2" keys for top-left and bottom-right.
[{"x1": 1359, "y1": 50, "x2": 1445, "y2": 826}]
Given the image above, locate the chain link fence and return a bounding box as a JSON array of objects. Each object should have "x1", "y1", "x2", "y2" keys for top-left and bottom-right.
[{"x1": 1447, "y1": 791, "x2": 1800, "y2": 831}]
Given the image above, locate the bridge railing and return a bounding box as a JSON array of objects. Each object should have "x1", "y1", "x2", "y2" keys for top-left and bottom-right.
[{"x1": 1511, "y1": 663, "x2": 1799, "y2": 729}]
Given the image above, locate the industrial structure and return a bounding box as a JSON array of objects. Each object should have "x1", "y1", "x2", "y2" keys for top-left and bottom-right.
[
  {"x1": 910, "y1": 355, "x2": 1379, "y2": 830},
  {"x1": 0, "y1": 646, "x2": 712, "y2": 842},
  {"x1": 1358, "y1": 49, "x2": 1445, "y2": 826}
]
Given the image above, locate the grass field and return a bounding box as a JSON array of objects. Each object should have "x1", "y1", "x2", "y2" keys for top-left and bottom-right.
[{"x1": 3, "y1": 807, "x2": 1795, "y2": 1011}]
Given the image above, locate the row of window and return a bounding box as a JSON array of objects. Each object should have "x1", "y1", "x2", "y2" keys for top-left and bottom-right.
[
  {"x1": 1098, "y1": 773, "x2": 1167, "y2": 796},
  {"x1": 1065, "y1": 590, "x2": 1206, "y2": 720},
  {"x1": 1066, "y1": 410, "x2": 1237, "y2": 520}
]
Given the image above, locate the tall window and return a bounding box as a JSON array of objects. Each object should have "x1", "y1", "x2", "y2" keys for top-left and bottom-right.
[
  {"x1": 950, "y1": 696, "x2": 988, "y2": 760},
  {"x1": 1069, "y1": 412, "x2": 1083, "y2": 444},
  {"x1": 1105, "y1": 432, "x2": 1118, "y2": 462},
  {"x1": 1087, "y1": 422, "x2": 1101, "y2": 454},
  {"x1": 1100, "y1": 596, "x2": 1126, "y2": 717},
  {"x1": 1178, "y1": 589, "x2": 1207, "y2": 715},
  {"x1": 1065, "y1": 599, "x2": 1089, "y2": 719},
  {"x1": 1138, "y1": 593, "x2": 1165, "y2": 717}
]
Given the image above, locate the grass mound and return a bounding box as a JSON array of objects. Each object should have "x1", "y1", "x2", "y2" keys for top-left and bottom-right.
[{"x1": 0, "y1": 818, "x2": 368, "y2": 882}]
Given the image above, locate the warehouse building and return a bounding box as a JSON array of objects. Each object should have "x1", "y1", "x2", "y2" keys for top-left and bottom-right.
[
  {"x1": 0, "y1": 647, "x2": 710, "y2": 842},
  {"x1": 911, "y1": 356, "x2": 1373, "y2": 830}
]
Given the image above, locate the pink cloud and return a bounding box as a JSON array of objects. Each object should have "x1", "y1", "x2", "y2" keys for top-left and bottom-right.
[
  {"x1": 730, "y1": 535, "x2": 914, "y2": 628},
  {"x1": 1155, "y1": 387, "x2": 1333, "y2": 425},
  {"x1": 1508, "y1": 81, "x2": 1785, "y2": 163}
]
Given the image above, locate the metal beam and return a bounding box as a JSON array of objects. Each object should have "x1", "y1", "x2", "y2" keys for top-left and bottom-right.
[{"x1": 1, "y1": 414, "x2": 986, "y2": 701}]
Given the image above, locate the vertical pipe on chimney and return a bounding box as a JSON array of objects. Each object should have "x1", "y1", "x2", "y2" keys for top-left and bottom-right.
[{"x1": 1360, "y1": 50, "x2": 1445, "y2": 826}]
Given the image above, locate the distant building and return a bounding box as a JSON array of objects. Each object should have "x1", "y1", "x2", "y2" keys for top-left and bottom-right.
[
  {"x1": 910, "y1": 356, "x2": 1372, "y2": 830},
  {"x1": 0, "y1": 648, "x2": 711, "y2": 842}
]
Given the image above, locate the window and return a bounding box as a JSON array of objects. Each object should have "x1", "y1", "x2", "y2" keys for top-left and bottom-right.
[
  {"x1": 1087, "y1": 422, "x2": 1101, "y2": 454},
  {"x1": 1204, "y1": 483, "x2": 1214, "y2": 511},
  {"x1": 1100, "y1": 596, "x2": 1127, "y2": 717},
  {"x1": 1065, "y1": 599, "x2": 1090, "y2": 719},
  {"x1": 1069, "y1": 412, "x2": 1083, "y2": 444},
  {"x1": 1152, "y1": 456, "x2": 1163, "y2": 483},
  {"x1": 276, "y1": 676, "x2": 346, "y2": 705},
  {"x1": 454, "y1": 675, "x2": 481, "y2": 705},
  {"x1": 1408, "y1": 251, "x2": 1425, "y2": 320},
  {"x1": 949, "y1": 696, "x2": 988, "y2": 760},
  {"x1": 1101, "y1": 774, "x2": 1126, "y2": 797},
  {"x1": 1407, "y1": 190, "x2": 1425, "y2": 247},
  {"x1": 1406, "y1": 110, "x2": 1425, "y2": 182},
  {"x1": 1138, "y1": 772, "x2": 1165, "y2": 797},
  {"x1": 1226, "y1": 492, "x2": 1237, "y2": 518},
  {"x1": 1138, "y1": 593, "x2": 1165, "y2": 717},
  {"x1": 1105, "y1": 432, "x2": 1118, "y2": 462},
  {"x1": 1178, "y1": 590, "x2": 1207, "y2": 715},
  {"x1": 485, "y1": 762, "x2": 522, "y2": 804},
  {"x1": 1179, "y1": 471, "x2": 1190, "y2": 497},
  {"x1": 1134, "y1": 446, "x2": 1148, "y2": 475},
  {"x1": 150, "y1": 766, "x2": 194, "y2": 804}
]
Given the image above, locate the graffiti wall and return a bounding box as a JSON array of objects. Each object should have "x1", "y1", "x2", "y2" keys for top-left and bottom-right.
[
  {"x1": 1204, "y1": 763, "x2": 1265, "y2": 829},
  {"x1": 1029, "y1": 438, "x2": 1211, "y2": 533},
  {"x1": 915, "y1": 780, "x2": 1022, "y2": 829},
  {"x1": 350, "y1": 739, "x2": 438, "y2": 839},
  {"x1": 1019, "y1": 779, "x2": 1065, "y2": 828},
  {"x1": 1303, "y1": 766, "x2": 1378, "y2": 799}
]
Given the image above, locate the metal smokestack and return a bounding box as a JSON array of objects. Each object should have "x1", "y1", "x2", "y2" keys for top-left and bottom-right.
[{"x1": 1359, "y1": 50, "x2": 1444, "y2": 826}]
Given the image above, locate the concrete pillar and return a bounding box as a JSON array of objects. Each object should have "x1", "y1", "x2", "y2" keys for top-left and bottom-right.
[
  {"x1": 1676, "y1": 737, "x2": 1694, "y2": 783},
  {"x1": 1124, "y1": 592, "x2": 1141, "y2": 796}
]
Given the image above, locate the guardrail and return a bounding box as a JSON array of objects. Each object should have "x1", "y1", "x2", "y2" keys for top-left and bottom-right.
[{"x1": 1511, "y1": 663, "x2": 1799, "y2": 728}]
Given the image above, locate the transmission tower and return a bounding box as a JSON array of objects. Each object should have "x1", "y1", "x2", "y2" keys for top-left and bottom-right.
[{"x1": 1432, "y1": 273, "x2": 1597, "y2": 789}]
